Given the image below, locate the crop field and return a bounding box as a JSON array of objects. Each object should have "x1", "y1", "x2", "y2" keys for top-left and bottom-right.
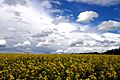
[{"x1": 0, "y1": 54, "x2": 120, "y2": 80}]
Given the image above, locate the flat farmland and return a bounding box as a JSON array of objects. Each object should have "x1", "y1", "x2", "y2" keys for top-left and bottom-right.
[{"x1": 0, "y1": 54, "x2": 120, "y2": 80}]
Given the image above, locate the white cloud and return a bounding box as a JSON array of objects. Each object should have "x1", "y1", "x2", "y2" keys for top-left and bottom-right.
[
  {"x1": 76, "y1": 11, "x2": 99, "y2": 23},
  {"x1": 102, "y1": 32, "x2": 120, "y2": 39},
  {"x1": 0, "y1": 39, "x2": 6, "y2": 47},
  {"x1": 57, "y1": 22, "x2": 78, "y2": 33},
  {"x1": 87, "y1": 33, "x2": 105, "y2": 41},
  {"x1": 41, "y1": 0, "x2": 52, "y2": 9},
  {"x1": 13, "y1": 43, "x2": 22, "y2": 47},
  {"x1": 102, "y1": 33, "x2": 120, "y2": 42},
  {"x1": 66, "y1": 0, "x2": 120, "y2": 6},
  {"x1": 36, "y1": 40, "x2": 51, "y2": 47},
  {"x1": 68, "y1": 39, "x2": 84, "y2": 47},
  {"x1": 31, "y1": 29, "x2": 54, "y2": 38},
  {"x1": 97, "y1": 20, "x2": 120, "y2": 31},
  {"x1": 108, "y1": 46, "x2": 119, "y2": 50},
  {"x1": 79, "y1": 25, "x2": 90, "y2": 31},
  {"x1": 52, "y1": 16, "x2": 70, "y2": 25},
  {"x1": 23, "y1": 40, "x2": 31, "y2": 46},
  {"x1": 56, "y1": 49, "x2": 64, "y2": 53},
  {"x1": 13, "y1": 40, "x2": 31, "y2": 47}
]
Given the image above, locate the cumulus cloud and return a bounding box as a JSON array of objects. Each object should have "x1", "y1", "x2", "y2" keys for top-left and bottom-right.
[
  {"x1": 40, "y1": 0, "x2": 52, "y2": 9},
  {"x1": 13, "y1": 40, "x2": 31, "y2": 47},
  {"x1": 97, "y1": 20, "x2": 120, "y2": 31},
  {"x1": 68, "y1": 39, "x2": 84, "y2": 47},
  {"x1": 55, "y1": 49, "x2": 64, "y2": 53},
  {"x1": 52, "y1": 16, "x2": 70, "y2": 25},
  {"x1": 0, "y1": 1, "x2": 53, "y2": 32},
  {"x1": 23, "y1": 40, "x2": 31, "y2": 46},
  {"x1": 66, "y1": 32, "x2": 120, "y2": 49},
  {"x1": 67, "y1": 33, "x2": 102, "y2": 47},
  {"x1": 76, "y1": 11, "x2": 99, "y2": 23},
  {"x1": 66, "y1": 0, "x2": 120, "y2": 6},
  {"x1": 87, "y1": 33, "x2": 104, "y2": 41},
  {"x1": 79, "y1": 25, "x2": 90, "y2": 31},
  {"x1": 13, "y1": 43, "x2": 22, "y2": 47},
  {"x1": 102, "y1": 32, "x2": 120, "y2": 39},
  {"x1": 31, "y1": 29, "x2": 54, "y2": 38},
  {"x1": 108, "y1": 46, "x2": 119, "y2": 50},
  {"x1": 36, "y1": 40, "x2": 51, "y2": 47},
  {"x1": 0, "y1": 39, "x2": 6, "y2": 47},
  {"x1": 102, "y1": 33, "x2": 120, "y2": 43},
  {"x1": 57, "y1": 22, "x2": 78, "y2": 33}
]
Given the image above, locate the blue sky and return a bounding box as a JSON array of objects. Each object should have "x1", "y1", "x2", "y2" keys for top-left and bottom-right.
[
  {"x1": 50, "y1": 0, "x2": 120, "y2": 25},
  {"x1": 0, "y1": 0, "x2": 120, "y2": 53}
]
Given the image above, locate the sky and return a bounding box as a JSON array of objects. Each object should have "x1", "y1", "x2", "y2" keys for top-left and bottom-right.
[{"x1": 0, "y1": 0, "x2": 120, "y2": 53}]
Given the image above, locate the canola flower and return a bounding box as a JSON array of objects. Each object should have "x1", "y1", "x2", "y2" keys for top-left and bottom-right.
[{"x1": 0, "y1": 54, "x2": 120, "y2": 80}]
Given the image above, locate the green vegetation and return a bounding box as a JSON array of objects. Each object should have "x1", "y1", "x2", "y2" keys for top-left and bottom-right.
[{"x1": 0, "y1": 54, "x2": 120, "y2": 80}]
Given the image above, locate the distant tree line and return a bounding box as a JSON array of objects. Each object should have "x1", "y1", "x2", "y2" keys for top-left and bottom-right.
[
  {"x1": 103, "y1": 47, "x2": 120, "y2": 55},
  {"x1": 76, "y1": 47, "x2": 120, "y2": 55}
]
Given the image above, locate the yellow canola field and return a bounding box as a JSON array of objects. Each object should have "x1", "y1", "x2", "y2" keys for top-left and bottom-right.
[{"x1": 0, "y1": 54, "x2": 120, "y2": 80}]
